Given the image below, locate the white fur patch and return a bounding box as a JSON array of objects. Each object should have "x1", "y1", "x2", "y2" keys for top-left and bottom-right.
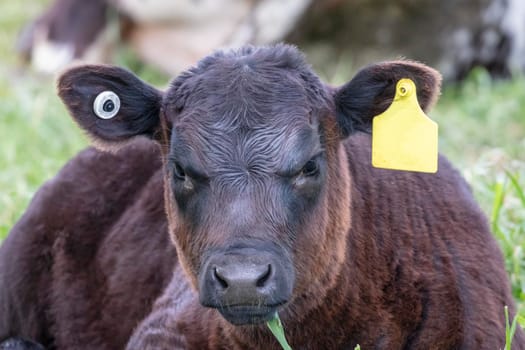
[{"x1": 32, "y1": 38, "x2": 74, "y2": 74}]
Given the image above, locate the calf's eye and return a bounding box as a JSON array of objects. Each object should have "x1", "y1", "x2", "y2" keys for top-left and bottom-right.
[
  {"x1": 173, "y1": 163, "x2": 186, "y2": 181},
  {"x1": 300, "y1": 159, "x2": 319, "y2": 177},
  {"x1": 292, "y1": 157, "x2": 322, "y2": 189}
]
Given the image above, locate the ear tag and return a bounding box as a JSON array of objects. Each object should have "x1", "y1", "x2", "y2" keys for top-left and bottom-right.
[
  {"x1": 371, "y1": 78, "x2": 438, "y2": 173},
  {"x1": 93, "y1": 91, "x2": 120, "y2": 119}
]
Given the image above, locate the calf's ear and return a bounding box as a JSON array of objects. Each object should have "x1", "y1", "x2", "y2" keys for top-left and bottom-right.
[
  {"x1": 334, "y1": 61, "x2": 442, "y2": 137},
  {"x1": 57, "y1": 65, "x2": 163, "y2": 148}
]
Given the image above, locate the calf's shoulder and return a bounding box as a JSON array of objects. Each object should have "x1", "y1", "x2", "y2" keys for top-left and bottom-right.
[{"x1": 0, "y1": 138, "x2": 165, "y2": 345}]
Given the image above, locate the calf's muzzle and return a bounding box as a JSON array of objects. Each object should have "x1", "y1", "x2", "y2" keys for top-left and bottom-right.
[{"x1": 198, "y1": 247, "x2": 294, "y2": 325}]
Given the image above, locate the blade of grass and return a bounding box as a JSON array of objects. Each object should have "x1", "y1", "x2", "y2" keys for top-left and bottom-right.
[
  {"x1": 505, "y1": 170, "x2": 525, "y2": 207},
  {"x1": 491, "y1": 180, "x2": 507, "y2": 235},
  {"x1": 266, "y1": 313, "x2": 292, "y2": 350},
  {"x1": 505, "y1": 305, "x2": 519, "y2": 350}
]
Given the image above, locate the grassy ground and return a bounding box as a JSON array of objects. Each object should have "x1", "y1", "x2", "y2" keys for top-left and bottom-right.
[{"x1": 1, "y1": 0, "x2": 524, "y2": 334}]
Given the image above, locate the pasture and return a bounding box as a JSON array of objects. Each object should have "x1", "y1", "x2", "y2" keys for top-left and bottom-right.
[{"x1": 0, "y1": 0, "x2": 524, "y2": 325}]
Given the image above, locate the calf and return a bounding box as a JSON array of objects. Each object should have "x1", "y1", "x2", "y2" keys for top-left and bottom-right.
[{"x1": 1, "y1": 44, "x2": 523, "y2": 349}]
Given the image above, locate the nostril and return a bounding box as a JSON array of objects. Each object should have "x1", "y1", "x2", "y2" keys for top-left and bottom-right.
[
  {"x1": 213, "y1": 267, "x2": 228, "y2": 289},
  {"x1": 256, "y1": 264, "x2": 272, "y2": 288}
]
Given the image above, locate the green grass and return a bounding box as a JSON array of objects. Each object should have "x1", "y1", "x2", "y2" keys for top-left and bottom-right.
[
  {"x1": 267, "y1": 313, "x2": 292, "y2": 350},
  {"x1": 0, "y1": 73, "x2": 86, "y2": 236},
  {"x1": 0, "y1": 0, "x2": 525, "y2": 343},
  {"x1": 0, "y1": 0, "x2": 84, "y2": 237},
  {"x1": 491, "y1": 167, "x2": 525, "y2": 315},
  {"x1": 506, "y1": 305, "x2": 521, "y2": 349},
  {"x1": 436, "y1": 68, "x2": 525, "y2": 165}
]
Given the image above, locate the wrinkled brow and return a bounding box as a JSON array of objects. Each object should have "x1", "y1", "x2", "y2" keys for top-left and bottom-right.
[
  {"x1": 274, "y1": 123, "x2": 323, "y2": 176},
  {"x1": 169, "y1": 111, "x2": 322, "y2": 179}
]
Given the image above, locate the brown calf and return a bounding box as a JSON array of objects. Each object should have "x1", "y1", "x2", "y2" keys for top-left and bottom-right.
[{"x1": 0, "y1": 45, "x2": 523, "y2": 349}]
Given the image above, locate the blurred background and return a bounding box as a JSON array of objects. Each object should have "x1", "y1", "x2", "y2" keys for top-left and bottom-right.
[{"x1": 0, "y1": 0, "x2": 524, "y2": 319}]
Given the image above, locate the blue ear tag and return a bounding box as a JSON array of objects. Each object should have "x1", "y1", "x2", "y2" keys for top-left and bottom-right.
[{"x1": 93, "y1": 91, "x2": 120, "y2": 119}]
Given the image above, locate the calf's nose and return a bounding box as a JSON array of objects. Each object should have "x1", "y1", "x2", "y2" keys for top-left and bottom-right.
[
  {"x1": 198, "y1": 248, "x2": 294, "y2": 325},
  {"x1": 199, "y1": 248, "x2": 293, "y2": 307},
  {"x1": 207, "y1": 261, "x2": 277, "y2": 307},
  {"x1": 212, "y1": 263, "x2": 273, "y2": 303}
]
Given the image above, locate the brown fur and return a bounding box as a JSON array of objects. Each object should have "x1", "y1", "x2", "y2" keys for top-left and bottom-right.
[{"x1": 1, "y1": 45, "x2": 523, "y2": 349}]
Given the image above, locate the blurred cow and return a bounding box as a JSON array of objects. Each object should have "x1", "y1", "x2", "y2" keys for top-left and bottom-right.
[{"x1": 17, "y1": 0, "x2": 525, "y2": 80}]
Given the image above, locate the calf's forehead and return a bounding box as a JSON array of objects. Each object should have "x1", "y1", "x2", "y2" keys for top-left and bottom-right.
[
  {"x1": 164, "y1": 46, "x2": 329, "y2": 172},
  {"x1": 164, "y1": 46, "x2": 329, "y2": 122}
]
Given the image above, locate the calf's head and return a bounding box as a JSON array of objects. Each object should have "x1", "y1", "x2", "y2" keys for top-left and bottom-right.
[{"x1": 58, "y1": 45, "x2": 441, "y2": 326}]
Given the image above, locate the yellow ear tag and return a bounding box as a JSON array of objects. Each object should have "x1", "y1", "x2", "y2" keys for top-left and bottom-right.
[{"x1": 372, "y1": 78, "x2": 438, "y2": 173}]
